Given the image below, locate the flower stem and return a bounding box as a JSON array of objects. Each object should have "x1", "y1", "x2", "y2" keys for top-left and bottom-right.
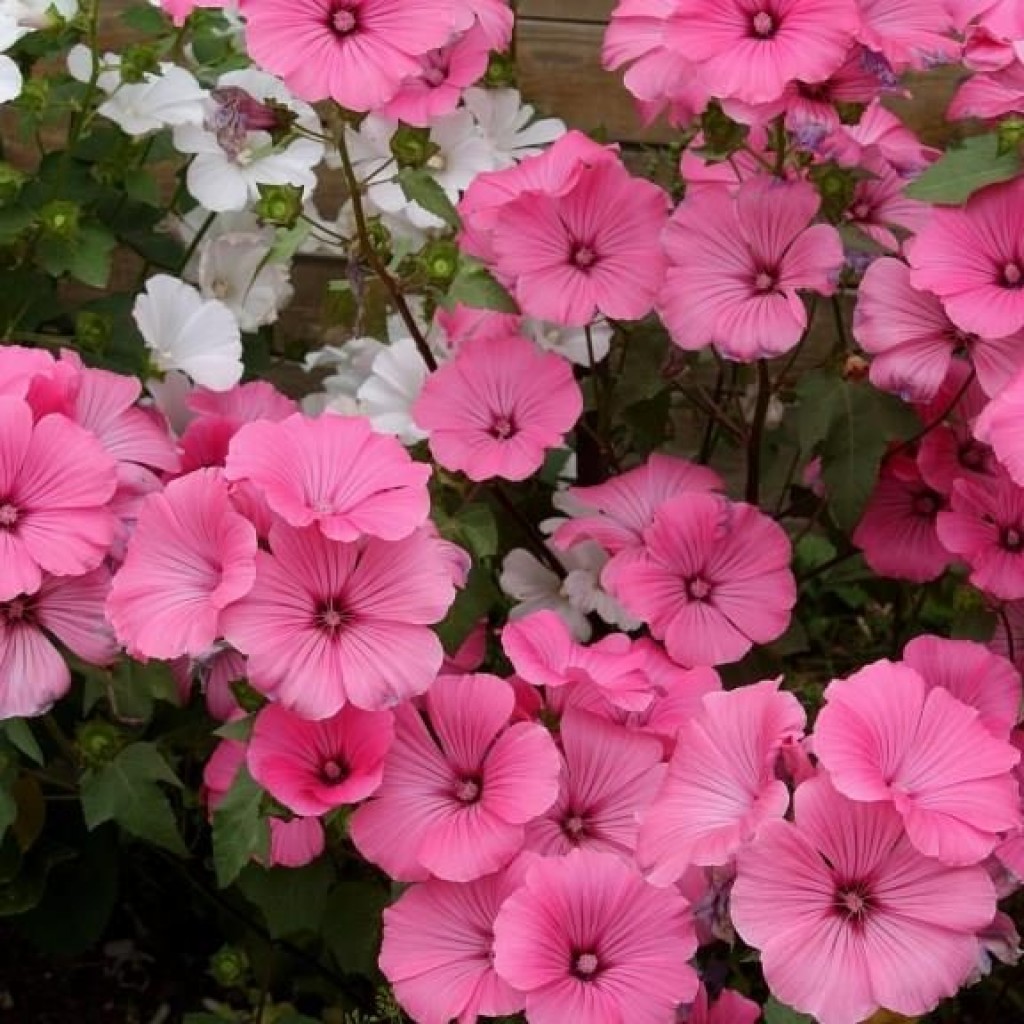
[{"x1": 745, "y1": 361, "x2": 772, "y2": 505}]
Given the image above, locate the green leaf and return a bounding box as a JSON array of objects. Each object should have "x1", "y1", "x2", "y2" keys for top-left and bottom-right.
[
  {"x1": 764, "y1": 997, "x2": 815, "y2": 1023},
  {"x1": 0, "y1": 787, "x2": 15, "y2": 845},
  {"x1": 238, "y1": 857, "x2": 335, "y2": 938},
  {"x1": 122, "y1": 3, "x2": 172, "y2": 32},
  {"x1": 269, "y1": 220, "x2": 313, "y2": 264},
  {"x1": 123, "y1": 168, "x2": 161, "y2": 207},
  {"x1": 0, "y1": 844, "x2": 75, "y2": 917},
  {"x1": 397, "y1": 168, "x2": 460, "y2": 228},
  {"x1": 211, "y1": 766, "x2": 268, "y2": 888},
  {"x1": 1, "y1": 720, "x2": 43, "y2": 765},
  {"x1": 321, "y1": 880, "x2": 390, "y2": 978},
  {"x1": 78, "y1": 657, "x2": 182, "y2": 725},
  {"x1": 795, "y1": 370, "x2": 845, "y2": 455},
  {"x1": 214, "y1": 716, "x2": 255, "y2": 742},
  {"x1": 436, "y1": 561, "x2": 500, "y2": 654},
  {"x1": 80, "y1": 743, "x2": 187, "y2": 856},
  {"x1": 67, "y1": 225, "x2": 117, "y2": 288},
  {"x1": 452, "y1": 502, "x2": 499, "y2": 559},
  {"x1": 904, "y1": 133, "x2": 1021, "y2": 205},
  {"x1": 447, "y1": 261, "x2": 518, "y2": 313}
]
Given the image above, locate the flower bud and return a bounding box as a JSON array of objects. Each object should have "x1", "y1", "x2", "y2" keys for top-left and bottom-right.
[
  {"x1": 254, "y1": 183, "x2": 303, "y2": 228},
  {"x1": 389, "y1": 124, "x2": 437, "y2": 169},
  {"x1": 208, "y1": 944, "x2": 250, "y2": 988},
  {"x1": 76, "y1": 719, "x2": 123, "y2": 767}
]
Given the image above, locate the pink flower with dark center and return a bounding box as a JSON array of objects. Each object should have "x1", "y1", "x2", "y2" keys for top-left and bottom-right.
[
  {"x1": 221, "y1": 522, "x2": 457, "y2": 718},
  {"x1": 247, "y1": 702, "x2": 394, "y2": 816},
  {"x1": 814, "y1": 658, "x2": 1022, "y2": 865},
  {"x1": 609, "y1": 493, "x2": 796, "y2": 667},
  {"x1": 659, "y1": 177, "x2": 844, "y2": 361},
  {"x1": 492, "y1": 848, "x2": 700, "y2": 1024},
  {"x1": 682, "y1": 984, "x2": 761, "y2": 1024},
  {"x1": 0, "y1": 568, "x2": 115, "y2": 719},
  {"x1": 239, "y1": 0, "x2": 459, "y2": 112},
  {"x1": 349, "y1": 673, "x2": 562, "y2": 881},
  {"x1": 732, "y1": 775, "x2": 998, "y2": 1024},
  {"x1": 525, "y1": 709, "x2": 665, "y2": 859},
  {"x1": 975, "y1": 364, "x2": 1024, "y2": 487},
  {"x1": 844, "y1": 151, "x2": 930, "y2": 252},
  {"x1": 637, "y1": 679, "x2": 805, "y2": 883},
  {"x1": 413, "y1": 333, "x2": 582, "y2": 482},
  {"x1": 0, "y1": 396, "x2": 117, "y2": 601},
  {"x1": 380, "y1": 863, "x2": 528, "y2": 1024},
  {"x1": 268, "y1": 816, "x2": 326, "y2": 868},
  {"x1": 225, "y1": 411, "x2": 431, "y2": 542}
]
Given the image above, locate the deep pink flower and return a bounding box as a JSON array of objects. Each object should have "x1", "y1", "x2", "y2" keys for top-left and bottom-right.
[
  {"x1": 0, "y1": 569, "x2": 115, "y2": 719},
  {"x1": 492, "y1": 848, "x2": 699, "y2": 1024},
  {"x1": 413, "y1": 333, "x2": 582, "y2": 482},
  {"x1": 222, "y1": 522, "x2": 456, "y2": 718},
  {"x1": 225, "y1": 411, "x2": 430, "y2": 542},
  {"x1": 489, "y1": 157, "x2": 669, "y2": 326},
  {"x1": 107, "y1": 469, "x2": 258, "y2": 660},
  {"x1": 268, "y1": 816, "x2": 326, "y2": 868},
  {"x1": 684, "y1": 984, "x2": 761, "y2": 1024},
  {"x1": 732, "y1": 775, "x2": 998, "y2": 1024},
  {"x1": 0, "y1": 397, "x2": 117, "y2": 601},
  {"x1": 853, "y1": 453, "x2": 952, "y2": 582},
  {"x1": 173, "y1": 646, "x2": 246, "y2": 721},
  {"x1": 907, "y1": 177, "x2": 1024, "y2": 339},
  {"x1": 553, "y1": 453, "x2": 723, "y2": 557},
  {"x1": 659, "y1": 177, "x2": 844, "y2": 361},
  {"x1": 975, "y1": 364, "x2": 1024, "y2": 487},
  {"x1": 666, "y1": 0, "x2": 860, "y2": 105},
  {"x1": 239, "y1": 0, "x2": 458, "y2": 112},
  {"x1": 380, "y1": 864, "x2": 528, "y2": 1024},
  {"x1": 247, "y1": 702, "x2": 394, "y2": 816},
  {"x1": 638, "y1": 679, "x2": 805, "y2": 883},
  {"x1": 814, "y1": 658, "x2": 1021, "y2": 865},
  {"x1": 525, "y1": 709, "x2": 664, "y2": 858},
  {"x1": 937, "y1": 473, "x2": 1024, "y2": 600},
  {"x1": 203, "y1": 736, "x2": 247, "y2": 812},
  {"x1": 609, "y1": 493, "x2": 796, "y2": 667},
  {"x1": 902, "y1": 634, "x2": 1022, "y2": 739},
  {"x1": 856, "y1": 0, "x2": 960, "y2": 70},
  {"x1": 349, "y1": 673, "x2": 561, "y2": 881}
]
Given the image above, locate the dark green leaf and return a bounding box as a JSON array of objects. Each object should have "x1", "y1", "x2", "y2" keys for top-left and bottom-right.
[
  {"x1": 0, "y1": 787, "x2": 14, "y2": 845},
  {"x1": 121, "y1": 3, "x2": 172, "y2": 33},
  {"x1": 452, "y1": 502, "x2": 498, "y2": 559},
  {"x1": 764, "y1": 997, "x2": 815, "y2": 1024},
  {"x1": 436, "y1": 561, "x2": 500, "y2": 654},
  {"x1": 447, "y1": 261, "x2": 518, "y2": 313},
  {"x1": 397, "y1": 168, "x2": 460, "y2": 228},
  {"x1": 1, "y1": 720, "x2": 43, "y2": 765},
  {"x1": 214, "y1": 716, "x2": 255, "y2": 742},
  {"x1": 238, "y1": 858, "x2": 335, "y2": 938},
  {"x1": 67, "y1": 225, "x2": 117, "y2": 288},
  {"x1": 0, "y1": 844, "x2": 75, "y2": 917},
  {"x1": 321, "y1": 880, "x2": 390, "y2": 978},
  {"x1": 904, "y1": 133, "x2": 1021, "y2": 205},
  {"x1": 795, "y1": 370, "x2": 845, "y2": 455},
  {"x1": 123, "y1": 168, "x2": 161, "y2": 207},
  {"x1": 211, "y1": 766, "x2": 268, "y2": 888}
]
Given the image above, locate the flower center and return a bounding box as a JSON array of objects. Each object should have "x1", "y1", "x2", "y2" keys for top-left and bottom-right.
[
  {"x1": 911, "y1": 492, "x2": 940, "y2": 518},
  {"x1": 685, "y1": 576, "x2": 713, "y2": 602},
  {"x1": 1001, "y1": 526, "x2": 1024, "y2": 553},
  {"x1": 422, "y1": 48, "x2": 449, "y2": 87},
  {"x1": 752, "y1": 9, "x2": 776, "y2": 36},
  {"x1": 572, "y1": 951, "x2": 601, "y2": 978},
  {"x1": 562, "y1": 813, "x2": 586, "y2": 841},
  {"x1": 316, "y1": 601, "x2": 349, "y2": 633},
  {"x1": 1002, "y1": 262, "x2": 1024, "y2": 288},
  {"x1": 0, "y1": 503, "x2": 18, "y2": 529},
  {"x1": 959, "y1": 440, "x2": 987, "y2": 470},
  {"x1": 489, "y1": 414, "x2": 517, "y2": 440},
  {"x1": 851, "y1": 202, "x2": 871, "y2": 220},
  {"x1": 1, "y1": 598, "x2": 28, "y2": 623},
  {"x1": 571, "y1": 244, "x2": 598, "y2": 270},
  {"x1": 754, "y1": 270, "x2": 777, "y2": 293},
  {"x1": 834, "y1": 881, "x2": 873, "y2": 922},
  {"x1": 331, "y1": 6, "x2": 357, "y2": 33},
  {"x1": 456, "y1": 776, "x2": 481, "y2": 803},
  {"x1": 320, "y1": 758, "x2": 348, "y2": 783}
]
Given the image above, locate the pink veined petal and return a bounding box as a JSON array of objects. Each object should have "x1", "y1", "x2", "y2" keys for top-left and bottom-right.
[
  {"x1": 0, "y1": 618, "x2": 70, "y2": 719},
  {"x1": 480, "y1": 720, "x2": 562, "y2": 824},
  {"x1": 33, "y1": 568, "x2": 116, "y2": 666}
]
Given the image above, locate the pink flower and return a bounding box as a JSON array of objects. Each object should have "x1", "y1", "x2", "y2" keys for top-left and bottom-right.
[
  {"x1": 225, "y1": 412, "x2": 430, "y2": 542},
  {"x1": 0, "y1": 346, "x2": 56, "y2": 400},
  {"x1": 349, "y1": 673, "x2": 561, "y2": 881},
  {"x1": 268, "y1": 816, "x2": 326, "y2": 868},
  {"x1": 525, "y1": 709, "x2": 665, "y2": 859},
  {"x1": 659, "y1": 177, "x2": 844, "y2": 361},
  {"x1": 907, "y1": 177, "x2": 1024, "y2": 339},
  {"x1": 844, "y1": 151, "x2": 930, "y2": 251},
  {"x1": 937, "y1": 473, "x2": 1024, "y2": 600},
  {"x1": 902, "y1": 634, "x2": 1022, "y2": 739},
  {"x1": 239, "y1": 0, "x2": 458, "y2": 112},
  {"x1": 0, "y1": 397, "x2": 118, "y2": 601},
  {"x1": 380, "y1": 864, "x2": 528, "y2": 1024},
  {"x1": 975, "y1": 364, "x2": 1024, "y2": 487},
  {"x1": 814, "y1": 658, "x2": 1022, "y2": 865},
  {"x1": 222, "y1": 522, "x2": 456, "y2": 718},
  {"x1": 666, "y1": 0, "x2": 860, "y2": 105},
  {"x1": 413, "y1": 333, "x2": 582, "y2": 482},
  {"x1": 492, "y1": 848, "x2": 699, "y2": 1024},
  {"x1": 203, "y1": 737, "x2": 247, "y2": 811},
  {"x1": 488, "y1": 157, "x2": 669, "y2": 326},
  {"x1": 247, "y1": 702, "x2": 394, "y2": 816},
  {"x1": 853, "y1": 453, "x2": 952, "y2": 582},
  {"x1": 160, "y1": 0, "x2": 227, "y2": 25},
  {"x1": 684, "y1": 985, "x2": 761, "y2": 1024},
  {"x1": 731, "y1": 775, "x2": 998, "y2": 1024},
  {"x1": 609, "y1": 493, "x2": 796, "y2": 667},
  {"x1": 107, "y1": 469, "x2": 258, "y2": 660},
  {"x1": 856, "y1": 0, "x2": 960, "y2": 70},
  {"x1": 638, "y1": 679, "x2": 805, "y2": 883},
  {"x1": 949, "y1": 63, "x2": 1024, "y2": 121},
  {"x1": 0, "y1": 569, "x2": 115, "y2": 719},
  {"x1": 552, "y1": 453, "x2": 723, "y2": 557}
]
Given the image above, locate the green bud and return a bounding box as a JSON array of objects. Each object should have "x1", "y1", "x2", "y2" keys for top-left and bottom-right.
[
  {"x1": 365, "y1": 217, "x2": 392, "y2": 263},
  {"x1": 390, "y1": 124, "x2": 438, "y2": 170},
  {"x1": 421, "y1": 238, "x2": 459, "y2": 286},
  {"x1": 18, "y1": 78, "x2": 49, "y2": 116},
  {"x1": 209, "y1": 944, "x2": 250, "y2": 989},
  {"x1": 482, "y1": 52, "x2": 517, "y2": 89},
  {"x1": 119, "y1": 45, "x2": 160, "y2": 84},
  {"x1": 75, "y1": 310, "x2": 112, "y2": 352},
  {"x1": 75, "y1": 719, "x2": 123, "y2": 767},
  {"x1": 254, "y1": 183, "x2": 304, "y2": 228},
  {"x1": 809, "y1": 162, "x2": 858, "y2": 223},
  {"x1": 997, "y1": 116, "x2": 1024, "y2": 157},
  {"x1": 697, "y1": 100, "x2": 749, "y2": 160},
  {"x1": 38, "y1": 200, "x2": 81, "y2": 240},
  {"x1": 0, "y1": 162, "x2": 26, "y2": 205}
]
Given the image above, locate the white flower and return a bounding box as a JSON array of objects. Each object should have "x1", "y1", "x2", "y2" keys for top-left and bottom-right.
[
  {"x1": 1, "y1": 0, "x2": 75, "y2": 28},
  {"x1": 145, "y1": 369, "x2": 195, "y2": 435},
  {"x1": 173, "y1": 68, "x2": 324, "y2": 213},
  {"x1": 522, "y1": 316, "x2": 612, "y2": 367},
  {"x1": 357, "y1": 336, "x2": 431, "y2": 445},
  {"x1": 302, "y1": 337, "x2": 386, "y2": 415},
  {"x1": 500, "y1": 541, "x2": 640, "y2": 641},
  {"x1": 463, "y1": 87, "x2": 566, "y2": 168},
  {"x1": 133, "y1": 275, "x2": 243, "y2": 392}
]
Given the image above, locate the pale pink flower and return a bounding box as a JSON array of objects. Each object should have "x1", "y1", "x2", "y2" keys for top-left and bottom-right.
[
  {"x1": 489, "y1": 157, "x2": 669, "y2": 326},
  {"x1": 0, "y1": 569, "x2": 115, "y2": 719},
  {"x1": 380, "y1": 864, "x2": 528, "y2": 1024},
  {"x1": 732, "y1": 775, "x2": 998, "y2": 1024},
  {"x1": 247, "y1": 702, "x2": 394, "y2": 816},
  {"x1": 225, "y1": 411, "x2": 430, "y2": 542},
  {"x1": 609, "y1": 493, "x2": 796, "y2": 667},
  {"x1": 239, "y1": 0, "x2": 458, "y2": 112},
  {"x1": 907, "y1": 177, "x2": 1024, "y2": 339},
  {"x1": 683, "y1": 985, "x2": 761, "y2": 1024},
  {"x1": 173, "y1": 646, "x2": 246, "y2": 721},
  {"x1": 845, "y1": 150, "x2": 930, "y2": 251},
  {"x1": 659, "y1": 177, "x2": 844, "y2": 361},
  {"x1": 203, "y1": 737, "x2": 247, "y2": 812},
  {"x1": 0, "y1": 397, "x2": 117, "y2": 601},
  {"x1": 492, "y1": 848, "x2": 699, "y2": 1024},
  {"x1": 268, "y1": 816, "x2": 326, "y2": 868},
  {"x1": 814, "y1": 658, "x2": 1022, "y2": 865},
  {"x1": 975, "y1": 364, "x2": 1024, "y2": 487},
  {"x1": 937, "y1": 473, "x2": 1024, "y2": 600},
  {"x1": 902, "y1": 634, "x2": 1022, "y2": 739},
  {"x1": 856, "y1": 0, "x2": 960, "y2": 70},
  {"x1": 526, "y1": 709, "x2": 665, "y2": 859},
  {"x1": 222, "y1": 522, "x2": 456, "y2": 718},
  {"x1": 949, "y1": 63, "x2": 1024, "y2": 121},
  {"x1": 413, "y1": 333, "x2": 582, "y2": 482},
  {"x1": 638, "y1": 679, "x2": 805, "y2": 883},
  {"x1": 107, "y1": 469, "x2": 258, "y2": 660},
  {"x1": 349, "y1": 673, "x2": 561, "y2": 881},
  {"x1": 666, "y1": 0, "x2": 860, "y2": 105},
  {"x1": 0, "y1": 346, "x2": 56, "y2": 400},
  {"x1": 840, "y1": 100, "x2": 940, "y2": 175}
]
